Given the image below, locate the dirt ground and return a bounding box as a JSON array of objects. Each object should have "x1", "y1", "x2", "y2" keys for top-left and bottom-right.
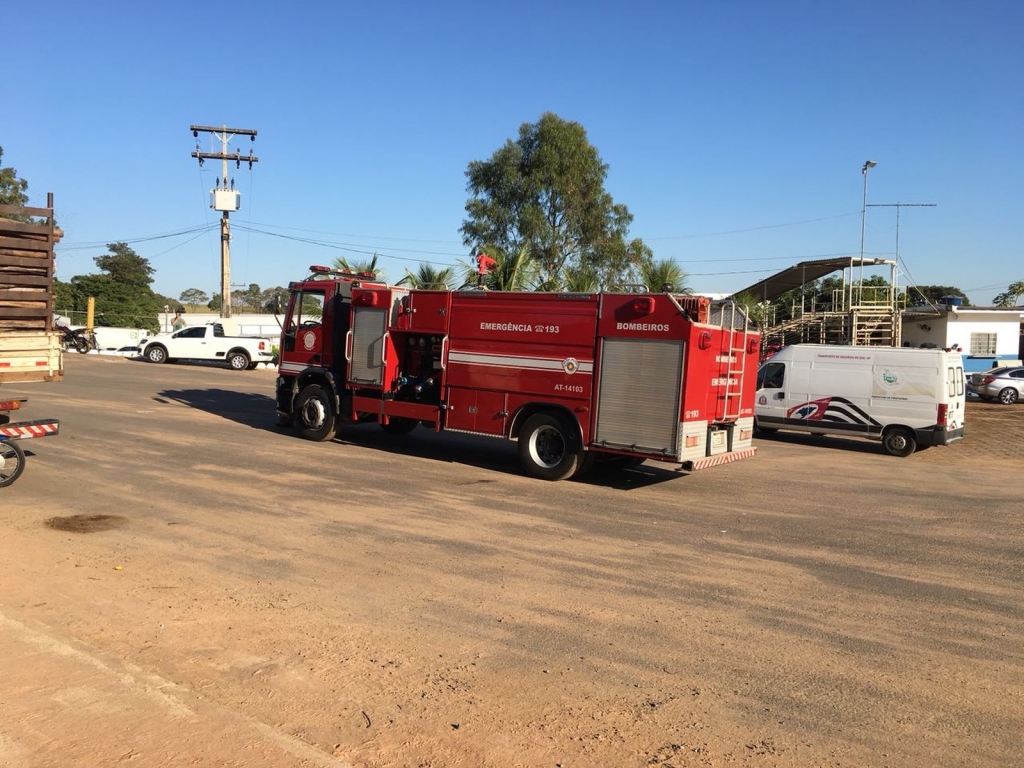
[{"x1": 1, "y1": 356, "x2": 1022, "y2": 768}]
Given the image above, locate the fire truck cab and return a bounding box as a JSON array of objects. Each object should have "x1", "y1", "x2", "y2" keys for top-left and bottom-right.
[{"x1": 276, "y1": 266, "x2": 760, "y2": 481}]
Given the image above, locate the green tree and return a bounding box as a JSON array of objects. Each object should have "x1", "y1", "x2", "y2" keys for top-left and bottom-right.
[
  {"x1": 730, "y1": 290, "x2": 775, "y2": 329},
  {"x1": 993, "y1": 281, "x2": 1024, "y2": 307},
  {"x1": 907, "y1": 285, "x2": 971, "y2": 307},
  {"x1": 260, "y1": 286, "x2": 289, "y2": 312},
  {"x1": 333, "y1": 253, "x2": 384, "y2": 281},
  {"x1": 180, "y1": 288, "x2": 209, "y2": 312},
  {"x1": 461, "y1": 112, "x2": 642, "y2": 289},
  {"x1": 460, "y1": 245, "x2": 539, "y2": 291},
  {"x1": 58, "y1": 243, "x2": 162, "y2": 331},
  {"x1": 397, "y1": 264, "x2": 454, "y2": 290},
  {"x1": 208, "y1": 294, "x2": 223, "y2": 312},
  {"x1": 95, "y1": 242, "x2": 155, "y2": 288},
  {"x1": 0, "y1": 146, "x2": 30, "y2": 209},
  {"x1": 638, "y1": 259, "x2": 690, "y2": 293}
]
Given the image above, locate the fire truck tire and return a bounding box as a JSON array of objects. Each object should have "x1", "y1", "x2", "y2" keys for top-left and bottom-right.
[
  {"x1": 294, "y1": 385, "x2": 338, "y2": 442},
  {"x1": 381, "y1": 417, "x2": 418, "y2": 435},
  {"x1": 518, "y1": 412, "x2": 584, "y2": 481},
  {"x1": 0, "y1": 440, "x2": 27, "y2": 488},
  {"x1": 881, "y1": 426, "x2": 916, "y2": 457}
]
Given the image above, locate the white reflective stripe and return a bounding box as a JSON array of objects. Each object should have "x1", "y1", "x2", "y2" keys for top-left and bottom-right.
[
  {"x1": 447, "y1": 351, "x2": 593, "y2": 374},
  {"x1": 278, "y1": 362, "x2": 306, "y2": 373}
]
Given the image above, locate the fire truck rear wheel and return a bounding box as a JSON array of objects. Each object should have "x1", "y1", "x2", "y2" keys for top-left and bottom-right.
[
  {"x1": 294, "y1": 384, "x2": 337, "y2": 442},
  {"x1": 0, "y1": 440, "x2": 27, "y2": 488},
  {"x1": 518, "y1": 412, "x2": 583, "y2": 481}
]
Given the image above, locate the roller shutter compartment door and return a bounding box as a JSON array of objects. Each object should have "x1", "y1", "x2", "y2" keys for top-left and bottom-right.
[
  {"x1": 594, "y1": 338, "x2": 683, "y2": 455},
  {"x1": 349, "y1": 307, "x2": 387, "y2": 385}
]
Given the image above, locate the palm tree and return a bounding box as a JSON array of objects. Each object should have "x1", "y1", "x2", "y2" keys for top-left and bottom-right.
[
  {"x1": 397, "y1": 264, "x2": 454, "y2": 290},
  {"x1": 639, "y1": 259, "x2": 690, "y2": 293},
  {"x1": 460, "y1": 245, "x2": 539, "y2": 291},
  {"x1": 730, "y1": 290, "x2": 773, "y2": 328},
  {"x1": 561, "y1": 265, "x2": 600, "y2": 293},
  {"x1": 333, "y1": 253, "x2": 384, "y2": 281}
]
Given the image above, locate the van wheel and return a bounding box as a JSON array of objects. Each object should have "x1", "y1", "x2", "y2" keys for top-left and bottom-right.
[
  {"x1": 518, "y1": 413, "x2": 583, "y2": 481},
  {"x1": 294, "y1": 384, "x2": 337, "y2": 442},
  {"x1": 998, "y1": 387, "x2": 1019, "y2": 405},
  {"x1": 882, "y1": 427, "x2": 917, "y2": 457}
]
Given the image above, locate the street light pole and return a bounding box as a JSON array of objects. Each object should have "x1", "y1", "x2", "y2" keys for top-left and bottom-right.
[{"x1": 854, "y1": 160, "x2": 877, "y2": 312}]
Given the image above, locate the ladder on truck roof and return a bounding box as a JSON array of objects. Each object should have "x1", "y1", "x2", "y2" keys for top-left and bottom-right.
[{"x1": 708, "y1": 301, "x2": 750, "y2": 422}]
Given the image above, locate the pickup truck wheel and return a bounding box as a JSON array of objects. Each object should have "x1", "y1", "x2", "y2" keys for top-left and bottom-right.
[
  {"x1": 882, "y1": 426, "x2": 917, "y2": 457},
  {"x1": 0, "y1": 440, "x2": 26, "y2": 488},
  {"x1": 294, "y1": 384, "x2": 337, "y2": 441},
  {"x1": 145, "y1": 345, "x2": 168, "y2": 364},
  {"x1": 227, "y1": 351, "x2": 250, "y2": 370},
  {"x1": 518, "y1": 412, "x2": 583, "y2": 481}
]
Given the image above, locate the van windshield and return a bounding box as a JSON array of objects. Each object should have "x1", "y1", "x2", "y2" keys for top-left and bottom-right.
[{"x1": 757, "y1": 362, "x2": 785, "y2": 389}]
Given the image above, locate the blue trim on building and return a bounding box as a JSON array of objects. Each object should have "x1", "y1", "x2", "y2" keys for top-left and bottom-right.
[{"x1": 963, "y1": 355, "x2": 1019, "y2": 373}]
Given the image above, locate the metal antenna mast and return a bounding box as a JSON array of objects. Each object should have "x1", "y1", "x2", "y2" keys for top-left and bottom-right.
[
  {"x1": 189, "y1": 124, "x2": 259, "y2": 319},
  {"x1": 865, "y1": 202, "x2": 937, "y2": 262}
]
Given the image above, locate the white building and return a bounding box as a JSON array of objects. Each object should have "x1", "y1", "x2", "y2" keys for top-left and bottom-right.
[{"x1": 901, "y1": 303, "x2": 1023, "y2": 373}]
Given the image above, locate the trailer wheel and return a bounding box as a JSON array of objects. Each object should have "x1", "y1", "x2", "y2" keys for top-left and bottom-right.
[
  {"x1": 0, "y1": 440, "x2": 26, "y2": 488},
  {"x1": 882, "y1": 426, "x2": 917, "y2": 457},
  {"x1": 145, "y1": 345, "x2": 168, "y2": 364},
  {"x1": 518, "y1": 412, "x2": 583, "y2": 481},
  {"x1": 381, "y1": 417, "x2": 418, "y2": 435},
  {"x1": 227, "y1": 351, "x2": 250, "y2": 370},
  {"x1": 294, "y1": 384, "x2": 337, "y2": 442}
]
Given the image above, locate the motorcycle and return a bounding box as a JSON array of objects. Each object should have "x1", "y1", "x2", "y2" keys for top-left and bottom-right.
[{"x1": 55, "y1": 324, "x2": 95, "y2": 354}]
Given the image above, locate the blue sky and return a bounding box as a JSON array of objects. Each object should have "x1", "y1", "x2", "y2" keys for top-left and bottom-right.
[{"x1": 4, "y1": 1, "x2": 1021, "y2": 305}]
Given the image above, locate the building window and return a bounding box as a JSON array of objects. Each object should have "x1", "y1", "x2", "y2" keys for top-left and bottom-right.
[{"x1": 969, "y1": 332, "x2": 997, "y2": 356}]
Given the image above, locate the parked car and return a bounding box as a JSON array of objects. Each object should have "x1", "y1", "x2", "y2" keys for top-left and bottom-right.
[{"x1": 967, "y1": 366, "x2": 1024, "y2": 404}]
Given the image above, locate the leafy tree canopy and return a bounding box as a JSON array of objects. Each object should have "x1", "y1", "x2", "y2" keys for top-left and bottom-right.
[
  {"x1": 333, "y1": 254, "x2": 384, "y2": 281},
  {"x1": 180, "y1": 288, "x2": 210, "y2": 312},
  {"x1": 993, "y1": 281, "x2": 1024, "y2": 307},
  {"x1": 398, "y1": 264, "x2": 454, "y2": 290},
  {"x1": 57, "y1": 243, "x2": 162, "y2": 331},
  {"x1": 0, "y1": 146, "x2": 30, "y2": 209},
  {"x1": 907, "y1": 285, "x2": 971, "y2": 307},
  {"x1": 95, "y1": 242, "x2": 155, "y2": 289},
  {"x1": 461, "y1": 112, "x2": 649, "y2": 289}
]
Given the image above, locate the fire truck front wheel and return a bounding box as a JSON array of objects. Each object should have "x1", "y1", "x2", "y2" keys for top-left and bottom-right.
[
  {"x1": 518, "y1": 412, "x2": 584, "y2": 481},
  {"x1": 294, "y1": 384, "x2": 338, "y2": 442}
]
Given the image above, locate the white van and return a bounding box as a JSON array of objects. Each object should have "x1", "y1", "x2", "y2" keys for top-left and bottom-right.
[{"x1": 754, "y1": 344, "x2": 965, "y2": 456}]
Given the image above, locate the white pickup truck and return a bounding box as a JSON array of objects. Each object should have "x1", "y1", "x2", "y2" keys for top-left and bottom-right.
[{"x1": 139, "y1": 323, "x2": 275, "y2": 370}]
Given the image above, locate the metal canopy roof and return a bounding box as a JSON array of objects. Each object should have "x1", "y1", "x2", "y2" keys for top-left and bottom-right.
[{"x1": 732, "y1": 257, "x2": 896, "y2": 302}]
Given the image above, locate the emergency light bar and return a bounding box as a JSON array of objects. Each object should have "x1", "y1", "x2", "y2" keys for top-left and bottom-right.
[{"x1": 0, "y1": 399, "x2": 24, "y2": 412}]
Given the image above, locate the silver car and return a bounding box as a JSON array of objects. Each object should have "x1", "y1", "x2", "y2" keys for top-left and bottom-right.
[{"x1": 968, "y1": 366, "x2": 1024, "y2": 404}]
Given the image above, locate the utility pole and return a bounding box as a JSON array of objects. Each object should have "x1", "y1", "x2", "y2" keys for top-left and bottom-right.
[{"x1": 189, "y1": 125, "x2": 258, "y2": 319}]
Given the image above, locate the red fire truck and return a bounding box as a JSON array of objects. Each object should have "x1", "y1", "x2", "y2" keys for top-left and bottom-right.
[{"x1": 275, "y1": 266, "x2": 760, "y2": 480}]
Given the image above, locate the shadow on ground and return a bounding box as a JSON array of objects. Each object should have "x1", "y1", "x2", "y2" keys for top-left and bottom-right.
[{"x1": 156, "y1": 387, "x2": 683, "y2": 489}]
